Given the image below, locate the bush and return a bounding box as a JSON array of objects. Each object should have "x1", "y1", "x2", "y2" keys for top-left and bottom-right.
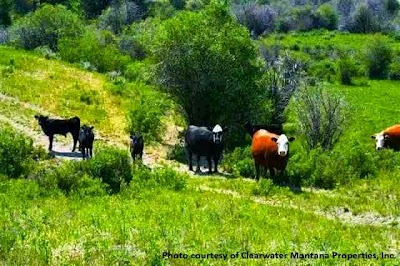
[
  {"x1": 389, "y1": 57, "x2": 400, "y2": 80},
  {"x1": 366, "y1": 37, "x2": 392, "y2": 79},
  {"x1": 0, "y1": 0, "x2": 12, "y2": 26},
  {"x1": 222, "y1": 147, "x2": 254, "y2": 178},
  {"x1": 349, "y1": 4, "x2": 380, "y2": 33},
  {"x1": 0, "y1": 27, "x2": 8, "y2": 44},
  {"x1": 9, "y1": 4, "x2": 84, "y2": 51},
  {"x1": 233, "y1": 3, "x2": 277, "y2": 38},
  {"x1": 127, "y1": 84, "x2": 171, "y2": 142},
  {"x1": 131, "y1": 165, "x2": 188, "y2": 191},
  {"x1": 337, "y1": 56, "x2": 357, "y2": 85},
  {"x1": 0, "y1": 126, "x2": 35, "y2": 178},
  {"x1": 58, "y1": 28, "x2": 130, "y2": 72},
  {"x1": 98, "y1": 1, "x2": 143, "y2": 34},
  {"x1": 83, "y1": 145, "x2": 132, "y2": 194},
  {"x1": 314, "y1": 4, "x2": 338, "y2": 30},
  {"x1": 81, "y1": 0, "x2": 111, "y2": 19},
  {"x1": 295, "y1": 85, "x2": 348, "y2": 151}
]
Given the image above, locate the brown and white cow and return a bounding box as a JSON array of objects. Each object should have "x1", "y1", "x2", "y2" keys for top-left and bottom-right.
[
  {"x1": 251, "y1": 129, "x2": 295, "y2": 180},
  {"x1": 371, "y1": 124, "x2": 400, "y2": 151}
]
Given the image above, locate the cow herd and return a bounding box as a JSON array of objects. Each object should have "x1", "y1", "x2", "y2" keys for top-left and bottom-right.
[{"x1": 33, "y1": 114, "x2": 400, "y2": 180}]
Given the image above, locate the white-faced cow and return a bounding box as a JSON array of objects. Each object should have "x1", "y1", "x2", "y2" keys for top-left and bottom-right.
[
  {"x1": 185, "y1": 125, "x2": 225, "y2": 174},
  {"x1": 251, "y1": 129, "x2": 295, "y2": 180},
  {"x1": 34, "y1": 114, "x2": 80, "y2": 152},
  {"x1": 371, "y1": 124, "x2": 400, "y2": 151}
]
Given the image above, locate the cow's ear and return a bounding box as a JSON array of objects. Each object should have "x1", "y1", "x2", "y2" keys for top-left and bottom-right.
[
  {"x1": 384, "y1": 134, "x2": 389, "y2": 140},
  {"x1": 289, "y1": 137, "x2": 295, "y2": 142},
  {"x1": 223, "y1": 127, "x2": 229, "y2": 132},
  {"x1": 371, "y1": 135, "x2": 376, "y2": 139},
  {"x1": 271, "y1": 137, "x2": 278, "y2": 142},
  {"x1": 129, "y1": 135, "x2": 134, "y2": 139},
  {"x1": 34, "y1": 115, "x2": 39, "y2": 119},
  {"x1": 90, "y1": 126, "x2": 94, "y2": 130}
]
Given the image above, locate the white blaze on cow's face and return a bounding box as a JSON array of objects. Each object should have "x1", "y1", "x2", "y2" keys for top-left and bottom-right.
[
  {"x1": 272, "y1": 134, "x2": 295, "y2": 156},
  {"x1": 212, "y1": 124, "x2": 223, "y2": 143},
  {"x1": 372, "y1": 132, "x2": 386, "y2": 150}
]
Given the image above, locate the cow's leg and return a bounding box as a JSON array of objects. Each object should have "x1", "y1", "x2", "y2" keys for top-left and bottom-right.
[
  {"x1": 269, "y1": 167, "x2": 275, "y2": 179},
  {"x1": 188, "y1": 151, "x2": 193, "y2": 171},
  {"x1": 89, "y1": 147, "x2": 93, "y2": 159},
  {"x1": 140, "y1": 151, "x2": 143, "y2": 160},
  {"x1": 213, "y1": 156, "x2": 219, "y2": 173},
  {"x1": 196, "y1": 155, "x2": 201, "y2": 173},
  {"x1": 72, "y1": 133, "x2": 78, "y2": 152},
  {"x1": 82, "y1": 147, "x2": 86, "y2": 159},
  {"x1": 255, "y1": 163, "x2": 260, "y2": 180},
  {"x1": 207, "y1": 156, "x2": 212, "y2": 174},
  {"x1": 48, "y1": 135, "x2": 53, "y2": 151}
]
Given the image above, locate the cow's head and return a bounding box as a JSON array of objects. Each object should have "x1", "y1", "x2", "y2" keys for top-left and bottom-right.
[
  {"x1": 130, "y1": 134, "x2": 143, "y2": 146},
  {"x1": 34, "y1": 114, "x2": 48, "y2": 126},
  {"x1": 212, "y1": 124, "x2": 224, "y2": 144},
  {"x1": 271, "y1": 134, "x2": 295, "y2": 156},
  {"x1": 371, "y1": 132, "x2": 388, "y2": 150}
]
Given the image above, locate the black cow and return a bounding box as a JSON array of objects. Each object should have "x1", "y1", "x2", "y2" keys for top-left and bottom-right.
[
  {"x1": 34, "y1": 114, "x2": 80, "y2": 152},
  {"x1": 130, "y1": 134, "x2": 144, "y2": 160},
  {"x1": 244, "y1": 121, "x2": 283, "y2": 137},
  {"x1": 185, "y1": 125, "x2": 225, "y2": 174},
  {"x1": 79, "y1": 125, "x2": 94, "y2": 159}
]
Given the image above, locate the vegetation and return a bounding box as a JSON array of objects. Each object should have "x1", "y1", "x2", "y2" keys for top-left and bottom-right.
[{"x1": 1, "y1": 0, "x2": 400, "y2": 264}]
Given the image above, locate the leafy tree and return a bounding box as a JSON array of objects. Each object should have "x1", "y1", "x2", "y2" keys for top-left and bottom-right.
[
  {"x1": 350, "y1": 4, "x2": 380, "y2": 33},
  {"x1": 150, "y1": 3, "x2": 262, "y2": 146},
  {"x1": 0, "y1": 0, "x2": 12, "y2": 26},
  {"x1": 81, "y1": 0, "x2": 112, "y2": 19},
  {"x1": 10, "y1": 4, "x2": 84, "y2": 51},
  {"x1": 314, "y1": 3, "x2": 338, "y2": 30},
  {"x1": 366, "y1": 37, "x2": 392, "y2": 79}
]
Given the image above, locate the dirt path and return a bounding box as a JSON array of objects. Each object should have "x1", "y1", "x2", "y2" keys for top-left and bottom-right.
[
  {"x1": 2, "y1": 93, "x2": 399, "y2": 230},
  {"x1": 199, "y1": 186, "x2": 400, "y2": 228}
]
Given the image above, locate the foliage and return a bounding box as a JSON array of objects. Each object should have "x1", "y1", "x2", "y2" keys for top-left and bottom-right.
[
  {"x1": 294, "y1": 85, "x2": 348, "y2": 151},
  {"x1": 58, "y1": 28, "x2": 130, "y2": 72},
  {"x1": 150, "y1": 3, "x2": 261, "y2": 147},
  {"x1": 260, "y1": 48, "x2": 303, "y2": 126},
  {"x1": 83, "y1": 145, "x2": 132, "y2": 194},
  {"x1": 126, "y1": 84, "x2": 170, "y2": 142},
  {"x1": 233, "y1": 3, "x2": 276, "y2": 38},
  {"x1": 81, "y1": 0, "x2": 112, "y2": 19},
  {"x1": 389, "y1": 57, "x2": 400, "y2": 80},
  {"x1": 0, "y1": 126, "x2": 35, "y2": 178},
  {"x1": 366, "y1": 37, "x2": 392, "y2": 79},
  {"x1": 349, "y1": 4, "x2": 380, "y2": 33},
  {"x1": 0, "y1": 0, "x2": 12, "y2": 26},
  {"x1": 98, "y1": 0, "x2": 143, "y2": 34},
  {"x1": 221, "y1": 146, "x2": 254, "y2": 178},
  {"x1": 337, "y1": 56, "x2": 357, "y2": 85},
  {"x1": 9, "y1": 4, "x2": 84, "y2": 51},
  {"x1": 314, "y1": 3, "x2": 338, "y2": 30}
]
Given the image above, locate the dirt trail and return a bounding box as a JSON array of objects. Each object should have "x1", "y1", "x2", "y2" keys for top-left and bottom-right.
[
  {"x1": 199, "y1": 186, "x2": 400, "y2": 228},
  {"x1": 0, "y1": 93, "x2": 156, "y2": 164},
  {"x1": 2, "y1": 93, "x2": 399, "y2": 229}
]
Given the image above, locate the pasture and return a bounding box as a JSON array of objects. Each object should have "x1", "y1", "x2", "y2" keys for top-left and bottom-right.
[{"x1": 1, "y1": 32, "x2": 400, "y2": 266}]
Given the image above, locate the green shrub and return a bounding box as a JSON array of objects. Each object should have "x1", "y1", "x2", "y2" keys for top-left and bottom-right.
[
  {"x1": 252, "y1": 178, "x2": 275, "y2": 197},
  {"x1": 350, "y1": 4, "x2": 380, "y2": 33},
  {"x1": 131, "y1": 165, "x2": 188, "y2": 191},
  {"x1": 84, "y1": 145, "x2": 132, "y2": 194},
  {"x1": 9, "y1": 4, "x2": 84, "y2": 51},
  {"x1": 314, "y1": 4, "x2": 338, "y2": 30},
  {"x1": 366, "y1": 37, "x2": 392, "y2": 79},
  {"x1": 127, "y1": 85, "x2": 170, "y2": 142},
  {"x1": 337, "y1": 56, "x2": 357, "y2": 85},
  {"x1": 389, "y1": 57, "x2": 400, "y2": 80},
  {"x1": 0, "y1": 126, "x2": 35, "y2": 178},
  {"x1": 222, "y1": 147, "x2": 254, "y2": 178},
  {"x1": 58, "y1": 28, "x2": 130, "y2": 72}
]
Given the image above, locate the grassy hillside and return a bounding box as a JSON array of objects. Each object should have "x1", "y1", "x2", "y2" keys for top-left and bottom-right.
[{"x1": 1, "y1": 40, "x2": 400, "y2": 265}]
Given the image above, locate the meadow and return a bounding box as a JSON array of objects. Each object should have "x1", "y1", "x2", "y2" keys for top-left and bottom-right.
[{"x1": 1, "y1": 36, "x2": 400, "y2": 265}]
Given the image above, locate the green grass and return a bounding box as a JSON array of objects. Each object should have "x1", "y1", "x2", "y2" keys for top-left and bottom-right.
[{"x1": 0, "y1": 179, "x2": 399, "y2": 265}]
